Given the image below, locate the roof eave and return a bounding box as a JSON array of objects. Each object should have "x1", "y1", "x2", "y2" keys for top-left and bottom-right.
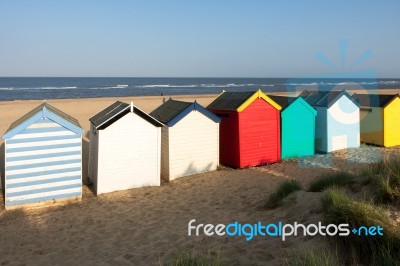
[
  {"x1": 92, "y1": 106, "x2": 130, "y2": 129},
  {"x1": 2, "y1": 111, "x2": 43, "y2": 139},
  {"x1": 2, "y1": 107, "x2": 83, "y2": 139},
  {"x1": 289, "y1": 97, "x2": 317, "y2": 116},
  {"x1": 382, "y1": 95, "x2": 400, "y2": 109},
  {"x1": 93, "y1": 104, "x2": 164, "y2": 129},
  {"x1": 327, "y1": 91, "x2": 359, "y2": 108},
  {"x1": 237, "y1": 89, "x2": 282, "y2": 112},
  {"x1": 167, "y1": 102, "x2": 221, "y2": 127},
  {"x1": 132, "y1": 105, "x2": 164, "y2": 127}
]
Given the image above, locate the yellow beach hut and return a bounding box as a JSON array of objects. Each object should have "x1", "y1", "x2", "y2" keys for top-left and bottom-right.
[{"x1": 353, "y1": 93, "x2": 400, "y2": 147}]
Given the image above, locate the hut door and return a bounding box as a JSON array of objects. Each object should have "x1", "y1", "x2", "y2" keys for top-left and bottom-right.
[{"x1": 332, "y1": 135, "x2": 347, "y2": 151}]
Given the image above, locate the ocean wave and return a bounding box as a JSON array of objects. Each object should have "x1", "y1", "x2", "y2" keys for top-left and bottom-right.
[
  {"x1": 226, "y1": 83, "x2": 266, "y2": 87},
  {"x1": 137, "y1": 85, "x2": 177, "y2": 88},
  {"x1": 17, "y1": 86, "x2": 78, "y2": 90},
  {"x1": 87, "y1": 85, "x2": 130, "y2": 90},
  {"x1": 88, "y1": 87, "x2": 113, "y2": 90},
  {"x1": 378, "y1": 80, "x2": 400, "y2": 85},
  {"x1": 138, "y1": 83, "x2": 270, "y2": 89},
  {"x1": 110, "y1": 85, "x2": 129, "y2": 89},
  {"x1": 359, "y1": 82, "x2": 377, "y2": 85},
  {"x1": 136, "y1": 84, "x2": 207, "y2": 88},
  {"x1": 135, "y1": 83, "x2": 268, "y2": 89},
  {"x1": 42, "y1": 86, "x2": 77, "y2": 90},
  {"x1": 284, "y1": 81, "x2": 382, "y2": 87},
  {"x1": 285, "y1": 82, "x2": 319, "y2": 86},
  {"x1": 0, "y1": 87, "x2": 14, "y2": 90}
]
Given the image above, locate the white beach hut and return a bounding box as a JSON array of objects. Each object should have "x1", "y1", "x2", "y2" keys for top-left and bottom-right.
[
  {"x1": 2, "y1": 102, "x2": 84, "y2": 209},
  {"x1": 299, "y1": 90, "x2": 360, "y2": 153},
  {"x1": 150, "y1": 99, "x2": 221, "y2": 181},
  {"x1": 88, "y1": 101, "x2": 163, "y2": 195}
]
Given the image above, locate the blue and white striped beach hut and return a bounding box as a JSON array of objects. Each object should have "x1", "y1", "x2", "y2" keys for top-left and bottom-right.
[{"x1": 2, "y1": 102, "x2": 84, "y2": 209}]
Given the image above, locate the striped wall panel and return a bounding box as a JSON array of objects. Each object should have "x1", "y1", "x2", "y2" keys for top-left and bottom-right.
[{"x1": 5, "y1": 118, "x2": 82, "y2": 208}]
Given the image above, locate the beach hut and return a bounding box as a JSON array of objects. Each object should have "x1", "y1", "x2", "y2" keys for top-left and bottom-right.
[
  {"x1": 299, "y1": 90, "x2": 360, "y2": 153},
  {"x1": 268, "y1": 95, "x2": 317, "y2": 159},
  {"x1": 150, "y1": 99, "x2": 221, "y2": 181},
  {"x1": 352, "y1": 93, "x2": 400, "y2": 147},
  {"x1": 2, "y1": 102, "x2": 84, "y2": 209},
  {"x1": 207, "y1": 89, "x2": 282, "y2": 168},
  {"x1": 88, "y1": 101, "x2": 163, "y2": 195}
]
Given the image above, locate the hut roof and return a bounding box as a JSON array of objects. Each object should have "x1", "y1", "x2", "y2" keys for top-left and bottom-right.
[
  {"x1": 2, "y1": 102, "x2": 83, "y2": 139},
  {"x1": 90, "y1": 101, "x2": 163, "y2": 129},
  {"x1": 8, "y1": 102, "x2": 81, "y2": 132},
  {"x1": 267, "y1": 95, "x2": 297, "y2": 109},
  {"x1": 150, "y1": 99, "x2": 220, "y2": 127},
  {"x1": 268, "y1": 95, "x2": 317, "y2": 115},
  {"x1": 207, "y1": 91, "x2": 255, "y2": 110},
  {"x1": 299, "y1": 90, "x2": 358, "y2": 108},
  {"x1": 352, "y1": 93, "x2": 399, "y2": 108},
  {"x1": 150, "y1": 100, "x2": 192, "y2": 124},
  {"x1": 207, "y1": 89, "x2": 281, "y2": 111}
]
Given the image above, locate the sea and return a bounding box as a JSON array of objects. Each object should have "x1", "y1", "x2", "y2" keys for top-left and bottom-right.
[{"x1": 0, "y1": 77, "x2": 399, "y2": 101}]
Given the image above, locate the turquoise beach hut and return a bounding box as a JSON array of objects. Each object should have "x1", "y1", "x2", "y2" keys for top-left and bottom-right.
[{"x1": 269, "y1": 95, "x2": 317, "y2": 159}]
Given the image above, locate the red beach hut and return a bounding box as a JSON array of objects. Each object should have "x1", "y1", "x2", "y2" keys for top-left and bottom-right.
[{"x1": 207, "y1": 89, "x2": 282, "y2": 168}]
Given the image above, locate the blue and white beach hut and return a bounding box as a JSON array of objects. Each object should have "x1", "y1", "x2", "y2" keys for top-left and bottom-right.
[
  {"x1": 2, "y1": 102, "x2": 84, "y2": 209},
  {"x1": 299, "y1": 90, "x2": 360, "y2": 153}
]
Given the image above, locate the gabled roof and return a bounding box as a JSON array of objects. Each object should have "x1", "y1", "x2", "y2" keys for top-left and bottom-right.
[
  {"x1": 352, "y1": 93, "x2": 399, "y2": 108},
  {"x1": 2, "y1": 102, "x2": 83, "y2": 139},
  {"x1": 267, "y1": 95, "x2": 297, "y2": 109},
  {"x1": 149, "y1": 100, "x2": 192, "y2": 124},
  {"x1": 90, "y1": 101, "x2": 163, "y2": 130},
  {"x1": 207, "y1": 91, "x2": 255, "y2": 110},
  {"x1": 299, "y1": 90, "x2": 358, "y2": 108},
  {"x1": 150, "y1": 99, "x2": 220, "y2": 127},
  {"x1": 268, "y1": 95, "x2": 317, "y2": 115},
  {"x1": 207, "y1": 89, "x2": 281, "y2": 111}
]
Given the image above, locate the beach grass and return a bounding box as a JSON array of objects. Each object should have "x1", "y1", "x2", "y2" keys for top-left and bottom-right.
[
  {"x1": 309, "y1": 171, "x2": 354, "y2": 192},
  {"x1": 287, "y1": 249, "x2": 340, "y2": 266},
  {"x1": 167, "y1": 250, "x2": 220, "y2": 266},
  {"x1": 322, "y1": 187, "x2": 400, "y2": 264},
  {"x1": 364, "y1": 155, "x2": 400, "y2": 204},
  {"x1": 264, "y1": 179, "x2": 301, "y2": 209}
]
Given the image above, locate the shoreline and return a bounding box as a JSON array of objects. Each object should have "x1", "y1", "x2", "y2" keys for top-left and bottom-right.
[{"x1": 1, "y1": 87, "x2": 399, "y2": 130}]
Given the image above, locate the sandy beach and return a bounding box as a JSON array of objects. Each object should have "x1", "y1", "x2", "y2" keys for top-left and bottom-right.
[
  {"x1": 0, "y1": 93, "x2": 397, "y2": 265},
  {"x1": 2, "y1": 0, "x2": 399, "y2": 263}
]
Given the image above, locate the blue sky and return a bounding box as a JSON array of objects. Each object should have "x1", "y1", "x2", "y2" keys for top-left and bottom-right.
[{"x1": 0, "y1": 1, "x2": 399, "y2": 77}]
